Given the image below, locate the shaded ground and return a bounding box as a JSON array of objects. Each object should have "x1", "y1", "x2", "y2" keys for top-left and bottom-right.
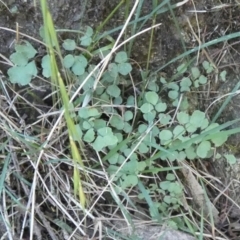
[{"x1": 1, "y1": 0, "x2": 240, "y2": 239}]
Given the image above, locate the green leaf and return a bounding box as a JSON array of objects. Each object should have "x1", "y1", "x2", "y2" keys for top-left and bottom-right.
[
  {"x1": 155, "y1": 102, "x2": 167, "y2": 112},
  {"x1": 79, "y1": 75, "x2": 95, "y2": 91},
  {"x1": 102, "y1": 71, "x2": 114, "y2": 83},
  {"x1": 110, "y1": 115, "x2": 124, "y2": 130},
  {"x1": 123, "y1": 150, "x2": 137, "y2": 161},
  {"x1": 189, "y1": 134, "x2": 201, "y2": 145},
  {"x1": 167, "y1": 151, "x2": 178, "y2": 161},
  {"x1": 15, "y1": 41, "x2": 37, "y2": 59},
  {"x1": 107, "y1": 84, "x2": 121, "y2": 98},
  {"x1": 97, "y1": 127, "x2": 113, "y2": 137},
  {"x1": 224, "y1": 154, "x2": 236, "y2": 165},
  {"x1": 72, "y1": 61, "x2": 85, "y2": 75},
  {"x1": 82, "y1": 121, "x2": 93, "y2": 130},
  {"x1": 80, "y1": 26, "x2": 94, "y2": 46},
  {"x1": 166, "y1": 173, "x2": 175, "y2": 181},
  {"x1": 80, "y1": 35, "x2": 92, "y2": 47},
  {"x1": 177, "y1": 112, "x2": 189, "y2": 125},
  {"x1": 160, "y1": 77, "x2": 167, "y2": 84},
  {"x1": 85, "y1": 26, "x2": 93, "y2": 36},
  {"x1": 121, "y1": 175, "x2": 138, "y2": 188},
  {"x1": 7, "y1": 61, "x2": 37, "y2": 85},
  {"x1": 103, "y1": 134, "x2": 118, "y2": 146},
  {"x1": 173, "y1": 125, "x2": 185, "y2": 138},
  {"x1": 197, "y1": 140, "x2": 211, "y2": 158},
  {"x1": 201, "y1": 118, "x2": 209, "y2": 130},
  {"x1": 63, "y1": 54, "x2": 75, "y2": 68},
  {"x1": 138, "y1": 142, "x2": 149, "y2": 154},
  {"x1": 137, "y1": 161, "x2": 147, "y2": 171},
  {"x1": 172, "y1": 98, "x2": 179, "y2": 107},
  {"x1": 181, "y1": 77, "x2": 192, "y2": 87},
  {"x1": 129, "y1": 153, "x2": 138, "y2": 162},
  {"x1": 115, "y1": 51, "x2": 128, "y2": 63},
  {"x1": 127, "y1": 95, "x2": 135, "y2": 105},
  {"x1": 143, "y1": 134, "x2": 156, "y2": 146},
  {"x1": 185, "y1": 123, "x2": 197, "y2": 133},
  {"x1": 92, "y1": 136, "x2": 105, "y2": 151},
  {"x1": 179, "y1": 97, "x2": 189, "y2": 111},
  {"x1": 100, "y1": 92, "x2": 109, "y2": 103},
  {"x1": 71, "y1": 55, "x2": 88, "y2": 75},
  {"x1": 10, "y1": 52, "x2": 28, "y2": 66},
  {"x1": 25, "y1": 61, "x2": 37, "y2": 77},
  {"x1": 140, "y1": 103, "x2": 154, "y2": 113},
  {"x1": 115, "y1": 133, "x2": 123, "y2": 143},
  {"x1": 118, "y1": 62, "x2": 132, "y2": 75},
  {"x1": 160, "y1": 181, "x2": 170, "y2": 190},
  {"x1": 191, "y1": 67, "x2": 200, "y2": 79},
  {"x1": 124, "y1": 111, "x2": 133, "y2": 121},
  {"x1": 94, "y1": 119, "x2": 106, "y2": 129},
  {"x1": 167, "y1": 82, "x2": 179, "y2": 91},
  {"x1": 92, "y1": 131, "x2": 118, "y2": 151},
  {"x1": 41, "y1": 55, "x2": 51, "y2": 78},
  {"x1": 193, "y1": 80, "x2": 199, "y2": 88},
  {"x1": 62, "y1": 39, "x2": 76, "y2": 50},
  {"x1": 118, "y1": 154, "x2": 125, "y2": 164},
  {"x1": 76, "y1": 55, "x2": 88, "y2": 67},
  {"x1": 189, "y1": 110, "x2": 206, "y2": 128},
  {"x1": 203, "y1": 122, "x2": 219, "y2": 132},
  {"x1": 143, "y1": 111, "x2": 156, "y2": 122},
  {"x1": 145, "y1": 91, "x2": 159, "y2": 105},
  {"x1": 159, "y1": 130, "x2": 172, "y2": 141},
  {"x1": 88, "y1": 108, "x2": 101, "y2": 117},
  {"x1": 83, "y1": 128, "x2": 95, "y2": 143},
  {"x1": 151, "y1": 126, "x2": 160, "y2": 136},
  {"x1": 202, "y1": 61, "x2": 210, "y2": 70},
  {"x1": 169, "y1": 182, "x2": 182, "y2": 195},
  {"x1": 159, "y1": 113, "x2": 171, "y2": 125},
  {"x1": 88, "y1": 64, "x2": 99, "y2": 77},
  {"x1": 180, "y1": 77, "x2": 192, "y2": 92},
  {"x1": 123, "y1": 159, "x2": 138, "y2": 173},
  {"x1": 123, "y1": 122, "x2": 132, "y2": 133},
  {"x1": 78, "y1": 108, "x2": 89, "y2": 119},
  {"x1": 210, "y1": 132, "x2": 228, "y2": 147},
  {"x1": 114, "y1": 96, "x2": 123, "y2": 105},
  {"x1": 198, "y1": 75, "x2": 207, "y2": 84},
  {"x1": 10, "y1": 5, "x2": 18, "y2": 13},
  {"x1": 172, "y1": 99, "x2": 179, "y2": 107},
  {"x1": 185, "y1": 146, "x2": 196, "y2": 160},
  {"x1": 177, "y1": 63, "x2": 187, "y2": 74},
  {"x1": 138, "y1": 124, "x2": 148, "y2": 134},
  {"x1": 168, "y1": 90, "x2": 179, "y2": 100},
  {"x1": 178, "y1": 151, "x2": 186, "y2": 161},
  {"x1": 180, "y1": 86, "x2": 190, "y2": 92},
  {"x1": 108, "y1": 153, "x2": 119, "y2": 164},
  {"x1": 220, "y1": 70, "x2": 227, "y2": 82},
  {"x1": 95, "y1": 85, "x2": 105, "y2": 95},
  {"x1": 147, "y1": 81, "x2": 159, "y2": 92},
  {"x1": 202, "y1": 61, "x2": 214, "y2": 73},
  {"x1": 108, "y1": 63, "x2": 118, "y2": 78}
]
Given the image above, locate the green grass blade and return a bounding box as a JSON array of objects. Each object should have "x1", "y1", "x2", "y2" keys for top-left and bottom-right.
[
  {"x1": 212, "y1": 76, "x2": 240, "y2": 123},
  {"x1": 153, "y1": 31, "x2": 240, "y2": 73},
  {"x1": 138, "y1": 180, "x2": 162, "y2": 223},
  {"x1": 147, "y1": 118, "x2": 240, "y2": 162},
  {"x1": 0, "y1": 154, "x2": 10, "y2": 197}
]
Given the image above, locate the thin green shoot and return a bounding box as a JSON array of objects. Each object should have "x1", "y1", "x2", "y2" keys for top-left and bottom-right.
[{"x1": 146, "y1": 0, "x2": 157, "y2": 71}]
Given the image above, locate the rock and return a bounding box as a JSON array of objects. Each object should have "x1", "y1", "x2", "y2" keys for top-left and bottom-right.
[{"x1": 112, "y1": 221, "x2": 196, "y2": 240}]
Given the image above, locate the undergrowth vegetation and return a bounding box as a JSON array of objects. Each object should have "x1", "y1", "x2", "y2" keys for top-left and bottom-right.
[{"x1": 1, "y1": 0, "x2": 240, "y2": 239}]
